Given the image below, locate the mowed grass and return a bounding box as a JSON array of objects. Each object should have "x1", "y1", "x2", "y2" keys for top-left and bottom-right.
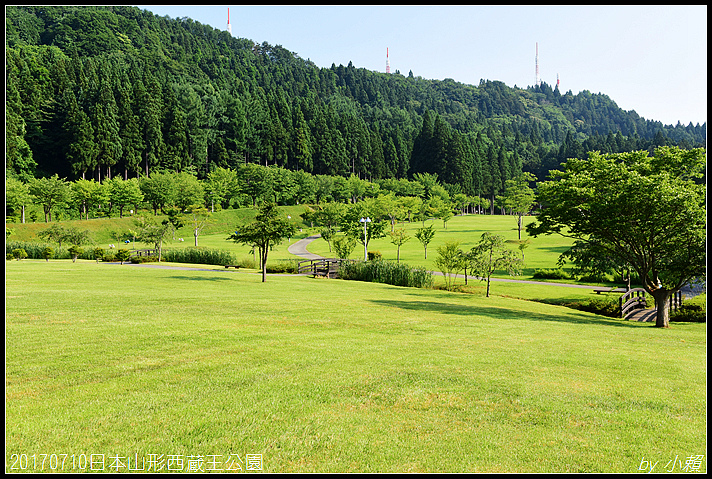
[
  {"x1": 306, "y1": 214, "x2": 579, "y2": 280},
  {"x1": 5, "y1": 260, "x2": 706, "y2": 473}
]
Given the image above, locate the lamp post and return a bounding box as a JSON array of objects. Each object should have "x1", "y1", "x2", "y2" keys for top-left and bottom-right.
[{"x1": 359, "y1": 217, "x2": 371, "y2": 261}]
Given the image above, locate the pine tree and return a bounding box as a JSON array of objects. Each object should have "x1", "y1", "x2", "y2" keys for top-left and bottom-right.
[{"x1": 63, "y1": 89, "x2": 97, "y2": 180}]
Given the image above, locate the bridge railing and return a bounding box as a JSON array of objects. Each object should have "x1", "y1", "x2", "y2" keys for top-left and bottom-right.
[
  {"x1": 297, "y1": 258, "x2": 354, "y2": 278},
  {"x1": 619, "y1": 288, "x2": 683, "y2": 320},
  {"x1": 619, "y1": 288, "x2": 648, "y2": 319}
]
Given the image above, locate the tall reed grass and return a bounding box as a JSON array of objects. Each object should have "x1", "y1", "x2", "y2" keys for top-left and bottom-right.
[
  {"x1": 339, "y1": 259, "x2": 433, "y2": 288},
  {"x1": 160, "y1": 247, "x2": 236, "y2": 266}
]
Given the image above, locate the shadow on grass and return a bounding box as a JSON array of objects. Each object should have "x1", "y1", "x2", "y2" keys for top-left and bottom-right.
[
  {"x1": 536, "y1": 246, "x2": 571, "y2": 255},
  {"x1": 368, "y1": 298, "x2": 641, "y2": 328},
  {"x1": 167, "y1": 275, "x2": 234, "y2": 282}
]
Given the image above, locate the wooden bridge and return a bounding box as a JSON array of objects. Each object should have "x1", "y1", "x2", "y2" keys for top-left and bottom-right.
[
  {"x1": 297, "y1": 258, "x2": 354, "y2": 279},
  {"x1": 619, "y1": 288, "x2": 683, "y2": 322}
]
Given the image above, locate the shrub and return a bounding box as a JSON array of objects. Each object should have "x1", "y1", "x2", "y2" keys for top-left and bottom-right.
[
  {"x1": 265, "y1": 259, "x2": 299, "y2": 274},
  {"x1": 235, "y1": 257, "x2": 256, "y2": 269},
  {"x1": 7, "y1": 252, "x2": 15, "y2": 260},
  {"x1": 7, "y1": 241, "x2": 70, "y2": 260},
  {"x1": 161, "y1": 247, "x2": 236, "y2": 266},
  {"x1": 130, "y1": 255, "x2": 158, "y2": 264},
  {"x1": 12, "y1": 248, "x2": 28, "y2": 260},
  {"x1": 340, "y1": 259, "x2": 433, "y2": 289},
  {"x1": 532, "y1": 268, "x2": 573, "y2": 280},
  {"x1": 93, "y1": 247, "x2": 105, "y2": 262},
  {"x1": 541, "y1": 296, "x2": 621, "y2": 318},
  {"x1": 367, "y1": 250, "x2": 382, "y2": 261},
  {"x1": 577, "y1": 272, "x2": 610, "y2": 283},
  {"x1": 671, "y1": 294, "x2": 706, "y2": 323},
  {"x1": 42, "y1": 247, "x2": 55, "y2": 261},
  {"x1": 115, "y1": 249, "x2": 132, "y2": 264},
  {"x1": 68, "y1": 245, "x2": 83, "y2": 262}
]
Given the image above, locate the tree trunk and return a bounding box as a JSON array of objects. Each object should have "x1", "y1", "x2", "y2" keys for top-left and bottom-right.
[
  {"x1": 261, "y1": 246, "x2": 268, "y2": 282},
  {"x1": 651, "y1": 289, "x2": 672, "y2": 328},
  {"x1": 517, "y1": 214, "x2": 522, "y2": 240}
]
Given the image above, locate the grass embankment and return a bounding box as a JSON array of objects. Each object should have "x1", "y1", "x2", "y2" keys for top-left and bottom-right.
[{"x1": 6, "y1": 260, "x2": 706, "y2": 473}]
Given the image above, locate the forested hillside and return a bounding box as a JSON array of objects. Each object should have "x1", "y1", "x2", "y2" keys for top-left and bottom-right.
[{"x1": 6, "y1": 5, "x2": 706, "y2": 200}]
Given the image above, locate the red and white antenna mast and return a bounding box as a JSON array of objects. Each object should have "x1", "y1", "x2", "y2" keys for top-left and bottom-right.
[
  {"x1": 386, "y1": 48, "x2": 391, "y2": 74},
  {"x1": 535, "y1": 42, "x2": 540, "y2": 87},
  {"x1": 227, "y1": 7, "x2": 232, "y2": 35},
  {"x1": 556, "y1": 73, "x2": 560, "y2": 89}
]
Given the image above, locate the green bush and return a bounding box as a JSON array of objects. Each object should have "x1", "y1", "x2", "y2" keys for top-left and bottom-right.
[
  {"x1": 532, "y1": 268, "x2": 573, "y2": 280},
  {"x1": 367, "y1": 250, "x2": 382, "y2": 261},
  {"x1": 7, "y1": 241, "x2": 68, "y2": 260},
  {"x1": 540, "y1": 296, "x2": 621, "y2": 318},
  {"x1": 265, "y1": 259, "x2": 299, "y2": 274},
  {"x1": 577, "y1": 272, "x2": 611, "y2": 283},
  {"x1": 671, "y1": 294, "x2": 706, "y2": 323},
  {"x1": 235, "y1": 257, "x2": 256, "y2": 269},
  {"x1": 130, "y1": 255, "x2": 158, "y2": 264},
  {"x1": 115, "y1": 249, "x2": 132, "y2": 264},
  {"x1": 161, "y1": 247, "x2": 236, "y2": 266},
  {"x1": 340, "y1": 259, "x2": 433, "y2": 289},
  {"x1": 12, "y1": 248, "x2": 28, "y2": 260},
  {"x1": 68, "y1": 245, "x2": 84, "y2": 262},
  {"x1": 42, "y1": 246, "x2": 55, "y2": 261}
]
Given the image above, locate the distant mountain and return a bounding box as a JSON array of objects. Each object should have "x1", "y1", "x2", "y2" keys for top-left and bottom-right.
[{"x1": 6, "y1": 5, "x2": 705, "y2": 198}]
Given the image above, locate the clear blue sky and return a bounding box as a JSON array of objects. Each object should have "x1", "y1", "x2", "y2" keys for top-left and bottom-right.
[{"x1": 136, "y1": 5, "x2": 707, "y2": 127}]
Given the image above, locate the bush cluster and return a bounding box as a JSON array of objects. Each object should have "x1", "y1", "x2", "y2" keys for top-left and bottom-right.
[
  {"x1": 671, "y1": 294, "x2": 706, "y2": 323},
  {"x1": 130, "y1": 255, "x2": 159, "y2": 264},
  {"x1": 532, "y1": 268, "x2": 574, "y2": 280},
  {"x1": 539, "y1": 296, "x2": 621, "y2": 318},
  {"x1": 7, "y1": 241, "x2": 69, "y2": 260},
  {"x1": 339, "y1": 259, "x2": 433, "y2": 289},
  {"x1": 265, "y1": 260, "x2": 299, "y2": 274},
  {"x1": 161, "y1": 247, "x2": 236, "y2": 266}
]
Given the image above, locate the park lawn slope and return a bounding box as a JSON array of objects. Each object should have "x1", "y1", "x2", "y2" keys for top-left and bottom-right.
[{"x1": 5, "y1": 260, "x2": 706, "y2": 473}]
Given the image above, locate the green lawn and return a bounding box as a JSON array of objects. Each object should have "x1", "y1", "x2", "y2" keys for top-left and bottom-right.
[
  {"x1": 307, "y1": 214, "x2": 585, "y2": 280},
  {"x1": 5, "y1": 260, "x2": 706, "y2": 473}
]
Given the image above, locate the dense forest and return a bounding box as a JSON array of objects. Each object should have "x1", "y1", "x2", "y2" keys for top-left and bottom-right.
[{"x1": 6, "y1": 5, "x2": 706, "y2": 205}]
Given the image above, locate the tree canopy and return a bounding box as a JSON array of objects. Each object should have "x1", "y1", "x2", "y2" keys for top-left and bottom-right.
[
  {"x1": 228, "y1": 202, "x2": 297, "y2": 282},
  {"x1": 526, "y1": 146, "x2": 706, "y2": 328},
  {"x1": 6, "y1": 5, "x2": 705, "y2": 198}
]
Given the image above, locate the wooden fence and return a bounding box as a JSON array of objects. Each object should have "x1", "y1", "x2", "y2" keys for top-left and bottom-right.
[{"x1": 297, "y1": 258, "x2": 354, "y2": 278}]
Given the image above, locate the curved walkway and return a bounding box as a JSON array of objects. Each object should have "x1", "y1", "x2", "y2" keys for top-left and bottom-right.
[{"x1": 287, "y1": 234, "x2": 324, "y2": 260}]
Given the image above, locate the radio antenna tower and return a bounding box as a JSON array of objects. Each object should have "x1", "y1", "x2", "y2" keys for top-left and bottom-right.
[
  {"x1": 227, "y1": 7, "x2": 232, "y2": 35},
  {"x1": 386, "y1": 48, "x2": 391, "y2": 74},
  {"x1": 556, "y1": 73, "x2": 560, "y2": 89},
  {"x1": 535, "y1": 42, "x2": 540, "y2": 87}
]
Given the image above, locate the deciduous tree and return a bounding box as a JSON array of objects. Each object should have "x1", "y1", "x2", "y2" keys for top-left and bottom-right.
[
  {"x1": 498, "y1": 172, "x2": 537, "y2": 239},
  {"x1": 228, "y1": 202, "x2": 297, "y2": 282},
  {"x1": 468, "y1": 232, "x2": 523, "y2": 297},
  {"x1": 526, "y1": 147, "x2": 706, "y2": 328}
]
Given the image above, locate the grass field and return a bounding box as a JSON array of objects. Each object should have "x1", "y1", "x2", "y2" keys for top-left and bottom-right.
[{"x1": 5, "y1": 260, "x2": 706, "y2": 473}]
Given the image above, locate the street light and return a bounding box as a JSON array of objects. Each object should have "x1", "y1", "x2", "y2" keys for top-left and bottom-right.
[{"x1": 359, "y1": 217, "x2": 371, "y2": 261}]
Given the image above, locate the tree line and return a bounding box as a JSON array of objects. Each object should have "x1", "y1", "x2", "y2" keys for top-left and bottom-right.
[
  {"x1": 7, "y1": 163, "x2": 528, "y2": 225},
  {"x1": 6, "y1": 6, "x2": 706, "y2": 203}
]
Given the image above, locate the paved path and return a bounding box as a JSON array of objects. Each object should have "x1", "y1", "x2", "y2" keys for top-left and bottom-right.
[{"x1": 287, "y1": 234, "x2": 324, "y2": 260}]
